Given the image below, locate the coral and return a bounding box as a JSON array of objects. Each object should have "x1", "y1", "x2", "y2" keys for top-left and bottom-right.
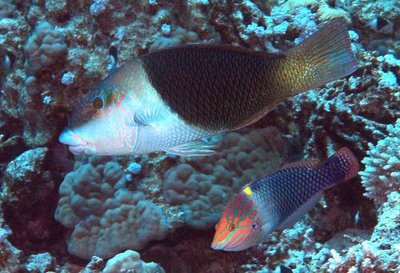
[
  {"x1": 163, "y1": 129, "x2": 284, "y2": 229},
  {"x1": 149, "y1": 27, "x2": 200, "y2": 52},
  {"x1": 341, "y1": 0, "x2": 400, "y2": 27},
  {"x1": 360, "y1": 119, "x2": 400, "y2": 205},
  {"x1": 5, "y1": 147, "x2": 48, "y2": 187},
  {"x1": 102, "y1": 250, "x2": 165, "y2": 273},
  {"x1": 25, "y1": 252, "x2": 55, "y2": 273},
  {"x1": 1, "y1": 147, "x2": 64, "y2": 251},
  {"x1": 0, "y1": 0, "x2": 398, "y2": 271},
  {"x1": 0, "y1": 0, "x2": 15, "y2": 19},
  {"x1": 55, "y1": 157, "x2": 170, "y2": 259},
  {"x1": 323, "y1": 192, "x2": 400, "y2": 272},
  {"x1": 126, "y1": 162, "x2": 143, "y2": 175},
  {"x1": 0, "y1": 135, "x2": 28, "y2": 164},
  {"x1": 23, "y1": 21, "x2": 67, "y2": 75},
  {"x1": 60, "y1": 71, "x2": 75, "y2": 86},
  {"x1": 0, "y1": 224, "x2": 21, "y2": 271},
  {"x1": 3, "y1": 147, "x2": 49, "y2": 201},
  {"x1": 83, "y1": 256, "x2": 105, "y2": 272}
]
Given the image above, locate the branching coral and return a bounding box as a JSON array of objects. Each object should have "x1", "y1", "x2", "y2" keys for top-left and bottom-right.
[
  {"x1": 55, "y1": 157, "x2": 170, "y2": 259},
  {"x1": 323, "y1": 192, "x2": 400, "y2": 272},
  {"x1": 360, "y1": 119, "x2": 400, "y2": 205}
]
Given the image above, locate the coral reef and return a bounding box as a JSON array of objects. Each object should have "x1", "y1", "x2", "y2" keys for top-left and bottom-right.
[
  {"x1": 0, "y1": 0, "x2": 398, "y2": 272},
  {"x1": 323, "y1": 191, "x2": 400, "y2": 272},
  {"x1": 55, "y1": 156, "x2": 170, "y2": 259}
]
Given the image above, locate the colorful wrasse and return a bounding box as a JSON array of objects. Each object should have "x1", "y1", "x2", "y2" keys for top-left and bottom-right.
[
  {"x1": 211, "y1": 148, "x2": 359, "y2": 251},
  {"x1": 59, "y1": 19, "x2": 357, "y2": 156}
]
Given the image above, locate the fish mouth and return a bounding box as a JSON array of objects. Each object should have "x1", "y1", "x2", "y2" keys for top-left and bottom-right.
[
  {"x1": 68, "y1": 144, "x2": 90, "y2": 155},
  {"x1": 211, "y1": 240, "x2": 223, "y2": 251},
  {"x1": 59, "y1": 127, "x2": 92, "y2": 155}
]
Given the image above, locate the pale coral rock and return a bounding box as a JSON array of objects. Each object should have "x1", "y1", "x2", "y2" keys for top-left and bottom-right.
[
  {"x1": 25, "y1": 252, "x2": 55, "y2": 273},
  {"x1": 4, "y1": 147, "x2": 48, "y2": 191},
  {"x1": 102, "y1": 250, "x2": 165, "y2": 273}
]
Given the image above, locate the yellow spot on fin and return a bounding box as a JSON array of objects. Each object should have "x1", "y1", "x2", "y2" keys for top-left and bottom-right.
[{"x1": 243, "y1": 186, "x2": 253, "y2": 195}]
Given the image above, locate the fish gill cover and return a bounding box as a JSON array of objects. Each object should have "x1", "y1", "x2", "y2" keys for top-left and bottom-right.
[{"x1": 0, "y1": 0, "x2": 399, "y2": 273}]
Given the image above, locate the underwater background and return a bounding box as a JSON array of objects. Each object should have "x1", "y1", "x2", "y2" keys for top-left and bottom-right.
[{"x1": 0, "y1": 0, "x2": 399, "y2": 272}]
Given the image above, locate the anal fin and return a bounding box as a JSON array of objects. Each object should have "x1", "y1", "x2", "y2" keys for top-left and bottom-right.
[{"x1": 165, "y1": 139, "x2": 216, "y2": 157}]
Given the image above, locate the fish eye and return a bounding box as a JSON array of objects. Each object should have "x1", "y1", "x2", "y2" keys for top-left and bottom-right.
[
  {"x1": 229, "y1": 224, "x2": 236, "y2": 231},
  {"x1": 92, "y1": 97, "x2": 103, "y2": 109},
  {"x1": 252, "y1": 222, "x2": 258, "y2": 230}
]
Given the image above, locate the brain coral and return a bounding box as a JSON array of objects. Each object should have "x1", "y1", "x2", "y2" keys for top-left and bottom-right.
[
  {"x1": 360, "y1": 118, "x2": 400, "y2": 205},
  {"x1": 55, "y1": 156, "x2": 170, "y2": 259},
  {"x1": 163, "y1": 129, "x2": 284, "y2": 229},
  {"x1": 23, "y1": 21, "x2": 67, "y2": 75}
]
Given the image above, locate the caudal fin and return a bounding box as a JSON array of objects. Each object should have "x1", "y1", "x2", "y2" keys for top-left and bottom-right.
[
  {"x1": 325, "y1": 147, "x2": 360, "y2": 185},
  {"x1": 286, "y1": 19, "x2": 358, "y2": 93}
]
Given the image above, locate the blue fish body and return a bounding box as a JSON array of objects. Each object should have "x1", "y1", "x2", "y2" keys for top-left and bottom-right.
[{"x1": 212, "y1": 148, "x2": 359, "y2": 251}]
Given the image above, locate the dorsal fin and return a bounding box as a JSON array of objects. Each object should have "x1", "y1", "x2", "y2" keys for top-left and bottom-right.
[{"x1": 280, "y1": 159, "x2": 320, "y2": 170}]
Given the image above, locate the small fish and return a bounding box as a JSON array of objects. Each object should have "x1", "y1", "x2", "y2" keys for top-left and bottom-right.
[
  {"x1": 211, "y1": 147, "x2": 359, "y2": 251},
  {"x1": 59, "y1": 19, "x2": 357, "y2": 156}
]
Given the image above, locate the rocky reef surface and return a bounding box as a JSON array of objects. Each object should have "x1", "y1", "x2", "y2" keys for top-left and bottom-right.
[{"x1": 0, "y1": 0, "x2": 399, "y2": 272}]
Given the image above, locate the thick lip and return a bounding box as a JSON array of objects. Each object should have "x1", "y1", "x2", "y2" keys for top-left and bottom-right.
[
  {"x1": 68, "y1": 144, "x2": 88, "y2": 155},
  {"x1": 59, "y1": 127, "x2": 91, "y2": 155},
  {"x1": 211, "y1": 241, "x2": 222, "y2": 250}
]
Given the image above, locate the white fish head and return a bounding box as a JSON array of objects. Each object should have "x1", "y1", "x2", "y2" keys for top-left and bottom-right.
[{"x1": 59, "y1": 82, "x2": 138, "y2": 156}]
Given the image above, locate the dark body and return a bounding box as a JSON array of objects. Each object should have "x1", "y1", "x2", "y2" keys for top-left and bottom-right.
[{"x1": 141, "y1": 45, "x2": 289, "y2": 131}]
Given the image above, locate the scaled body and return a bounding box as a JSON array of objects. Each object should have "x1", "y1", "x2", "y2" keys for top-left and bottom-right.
[
  {"x1": 211, "y1": 148, "x2": 360, "y2": 251},
  {"x1": 59, "y1": 20, "x2": 357, "y2": 156}
]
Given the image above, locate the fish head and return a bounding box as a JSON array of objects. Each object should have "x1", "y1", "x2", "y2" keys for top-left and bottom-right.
[
  {"x1": 211, "y1": 192, "x2": 262, "y2": 251},
  {"x1": 59, "y1": 81, "x2": 138, "y2": 155}
]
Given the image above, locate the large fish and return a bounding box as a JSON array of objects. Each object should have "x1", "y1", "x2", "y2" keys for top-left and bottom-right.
[
  {"x1": 211, "y1": 147, "x2": 359, "y2": 251},
  {"x1": 59, "y1": 19, "x2": 357, "y2": 156}
]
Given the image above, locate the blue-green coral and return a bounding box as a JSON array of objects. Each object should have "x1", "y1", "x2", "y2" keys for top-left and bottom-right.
[
  {"x1": 55, "y1": 157, "x2": 170, "y2": 259},
  {"x1": 360, "y1": 120, "x2": 400, "y2": 205}
]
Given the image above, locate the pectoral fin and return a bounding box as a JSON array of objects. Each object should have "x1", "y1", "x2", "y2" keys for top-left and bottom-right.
[
  {"x1": 166, "y1": 140, "x2": 216, "y2": 157},
  {"x1": 125, "y1": 106, "x2": 169, "y2": 127}
]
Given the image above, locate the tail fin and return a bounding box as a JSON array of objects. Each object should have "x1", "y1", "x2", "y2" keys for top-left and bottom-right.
[
  {"x1": 324, "y1": 147, "x2": 360, "y2": 186},
  {"x1": 286, "y1": 19, "x2": 358, "y2": 93}
]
